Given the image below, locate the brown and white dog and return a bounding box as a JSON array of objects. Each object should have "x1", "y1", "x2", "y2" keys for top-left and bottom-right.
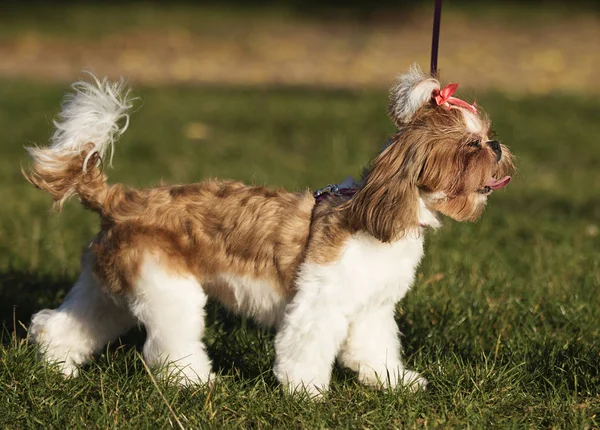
[{"x1": 24, "y1": 66, "x2": 513, "y2": 397}]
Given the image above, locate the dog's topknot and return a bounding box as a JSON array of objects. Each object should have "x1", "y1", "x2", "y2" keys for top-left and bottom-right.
[{"x1": 387, "y1": 64, "x2": 440, "y2": 128}]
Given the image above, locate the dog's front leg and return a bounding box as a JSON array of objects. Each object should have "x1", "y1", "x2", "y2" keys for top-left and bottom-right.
[
  {"x1": 338, "y1": 301, "x2": 427, "y2": 391},
  {"x1": 273, "y1": 283, "x2": 350, "y2": 398}
]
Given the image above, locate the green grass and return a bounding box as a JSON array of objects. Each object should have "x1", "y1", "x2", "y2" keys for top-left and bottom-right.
[{"x1": 0, "y1": 80, "x2": 599, "y2": 428}]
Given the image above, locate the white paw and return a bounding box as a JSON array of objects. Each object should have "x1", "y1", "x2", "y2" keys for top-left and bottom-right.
[
  {"x1": 358, "y1": 367, "x2": 428, "y2": 392},
  {"x1": 177, "y1": 370, "x2": 217, "y2": 388},
  {"x1": 29, "y1": 309, "x2": 82, "y2": 377},
  {"x1": 282, "y1": 380, "x2": 326, "y2": 400},
  {"x1": 57, "y1": 360, "x2": 80, "y2": 378},
  {"x1": 155, "y1": 361, "x2": 215, "y2": 387},
  {"x1": 274, "y1": 368, "x2": 328, "y2": 399},
  {"x1": 400, "y1": 369, "x2": 428, "y2": 392},
  {"x1": 29, "y1": 309, "x2": 55, "y2": 343}
]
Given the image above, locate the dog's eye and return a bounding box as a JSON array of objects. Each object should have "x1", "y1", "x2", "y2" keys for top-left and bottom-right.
[{"x1": 467, "y1": 141, "x2": 482, "y2": 148}]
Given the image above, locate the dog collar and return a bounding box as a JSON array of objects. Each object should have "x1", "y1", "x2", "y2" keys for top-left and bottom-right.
[
  {"x1": 314, "y1": 183, "x2": 428, "y2": 229},
  {"x1": 314, "y1": 183, "x2": 358, "y2": 203}
]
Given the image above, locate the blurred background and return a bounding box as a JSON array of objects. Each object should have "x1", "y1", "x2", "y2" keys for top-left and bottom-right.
[{"x1": 1, "y1": 0, "x2": 598, "y2": 93}]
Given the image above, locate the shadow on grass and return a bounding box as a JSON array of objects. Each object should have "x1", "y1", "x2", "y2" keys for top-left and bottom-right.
[
  {"x1": 0, "y1": 269, "x2": 279, "y2": 382},
  {"x1": 0, "y1": 269, "x2": 71, "y2": 340}
]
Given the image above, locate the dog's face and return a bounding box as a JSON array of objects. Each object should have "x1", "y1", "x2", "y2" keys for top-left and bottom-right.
[
  {"x1": 342, "y1": 66, "x2": 514, "y2": 243},
  {"x1": 409, "y1": 106, "x2": 514, "y2": 222},
  {"x1": 385, "y1": 65, "x2": 514, "y2": 223}
]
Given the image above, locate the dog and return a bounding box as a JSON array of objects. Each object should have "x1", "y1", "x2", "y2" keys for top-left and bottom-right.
[{"x1": 24, "y1": 66, "x2": 513, "y2": 397}]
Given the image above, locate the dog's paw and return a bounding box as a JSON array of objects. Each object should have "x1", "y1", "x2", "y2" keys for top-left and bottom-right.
[
  {"x1": 281, "y1": 381, "x2": 327, "y2": 400},
  {"x1": 159, "y1": 364, "x2": 216, "y2": 388},
  {"x1": 358, "y1": 367, "x2": 428, "y2": 392},
  {"x1": 400, "y1": 370, "x2": 428, "y2": 392},
  {"x1": 29, "y1": 309, "x2": 56, "y2": 343},
  {"x1": 29, "y1": 309, "x2": 82, "y2": 377},
  {"x1": 274, "y1": 364, "x2": 329, "y2": 400}
]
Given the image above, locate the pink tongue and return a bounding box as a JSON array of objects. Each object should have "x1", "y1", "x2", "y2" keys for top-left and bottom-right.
[{"x1": 487, "y1": 176, "x2": 511, "y2": 190}]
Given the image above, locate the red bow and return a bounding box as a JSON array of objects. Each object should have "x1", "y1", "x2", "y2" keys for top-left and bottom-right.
[{"x1": 433, "y1": 83, "x2": 478, "y2": 114}]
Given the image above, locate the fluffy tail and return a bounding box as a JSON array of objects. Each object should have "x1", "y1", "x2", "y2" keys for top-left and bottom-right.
[{"x1": 23, "y1": 74, "x2": 133, "y2": 212}]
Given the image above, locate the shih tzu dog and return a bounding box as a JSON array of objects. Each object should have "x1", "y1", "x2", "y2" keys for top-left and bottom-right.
[{"x1": 24, "y1": 66, "x2": 513, "y2": 397}]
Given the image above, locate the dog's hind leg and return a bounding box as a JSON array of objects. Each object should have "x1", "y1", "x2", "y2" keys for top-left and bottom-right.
[
  {"x1": 30, "y1": 254, "x2": 136, "y2": 377},
  {"x1": 128, "y1": 254, "x2": 214, "y2": 386}
]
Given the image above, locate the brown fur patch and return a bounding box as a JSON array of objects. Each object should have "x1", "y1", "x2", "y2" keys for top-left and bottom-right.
[
  {"x1": 90, "y1": 181, "x2": 317, "y2": 296},
  {"x1": 23, "y1": 144, "x2": 109, "y2": 211},
  {"x1": 339, "y1": 131, "x2": 422, "y2": 243}
]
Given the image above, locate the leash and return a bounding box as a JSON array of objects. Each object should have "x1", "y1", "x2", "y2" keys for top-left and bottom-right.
[
  {"x1": 430, "y1": 0, "x2": 443, "y2": 78},
  {"x1": 314, "y1": 0, "x2": 445, "y2": 203}
]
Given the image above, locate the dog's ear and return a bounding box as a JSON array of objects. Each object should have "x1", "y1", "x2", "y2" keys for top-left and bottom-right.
[
  {"x1": 341, "y1": 135, "x2": 423, "y2": 242},
  {"x1": 388, "y1": 64, "x2": 440, "y2": 128}
]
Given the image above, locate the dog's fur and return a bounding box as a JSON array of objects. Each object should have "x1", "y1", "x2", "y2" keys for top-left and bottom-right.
[{"x1": 24, "y1": 66, "x2": 513, "y2": 396}]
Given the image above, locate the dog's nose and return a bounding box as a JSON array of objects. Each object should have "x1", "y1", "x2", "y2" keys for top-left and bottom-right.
[{"x1": 487, "y1": 140, "x2": 502, "y2": 161}]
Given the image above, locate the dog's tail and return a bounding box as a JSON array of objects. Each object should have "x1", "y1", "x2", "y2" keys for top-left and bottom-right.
[{"x1": 23, "y1": 74, "x2": 133, "y2": 213}]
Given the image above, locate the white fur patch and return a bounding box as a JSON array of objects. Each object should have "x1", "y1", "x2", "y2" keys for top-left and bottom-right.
[
  {"x1": 461, "y1": 109, "x2": 485, "y2": 134},
  {"x1": 128, "y1": 254, "x2": 214, "y2": 385},
  {"x1": 418, "y1": 195, "x2": 443, "y2": 228},
  {"x1": 338, "y1": 301, "x2": 427, "y2": 391},
  {"x1": 274, "y1": 232, "x2": 425, "y2": 396},
  {"x1": 213, "y1": 274, "x2": 287, "y2": 327},
  {"x1": 388, "y1": 64, "x2": 440, "y2": 127},
  {"x1": 27, "y1": 73, "x2": 133, "y2": 171},
  {"x1": 29, "y1": 259, "x2": 135, "y2": 377}
]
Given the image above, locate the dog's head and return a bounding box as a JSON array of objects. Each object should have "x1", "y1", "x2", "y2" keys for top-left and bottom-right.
[{"x1": 343, "y1": 65, "x2": 514, "y2": 242}]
